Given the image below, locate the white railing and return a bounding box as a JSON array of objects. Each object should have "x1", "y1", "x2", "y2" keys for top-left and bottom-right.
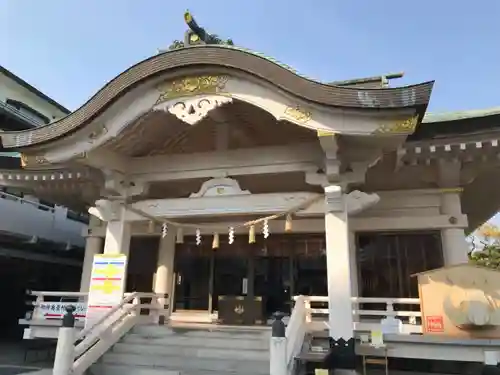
[
  {"x1": 285, "y1": 296, "x2": 307, "y2": 371},
  {"x1": 300, "y1": 295, "x2": 422, "y2": 334},
  {"x1": 52, "y1": 292, "x2": 164, "y2": 375},
  {"x1": 270, "y1": 295, "x2": 422, "y2": 375}
]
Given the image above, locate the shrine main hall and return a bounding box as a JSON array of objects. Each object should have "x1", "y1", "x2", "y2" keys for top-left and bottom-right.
[{"x1": 2, "y1": 34, "x2": 500, "y2": 337}]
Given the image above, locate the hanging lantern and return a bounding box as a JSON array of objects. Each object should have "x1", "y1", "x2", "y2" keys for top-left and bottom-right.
[
  {"x1": 248, "y1": 225, "x2": 256, "y2": 244},
  {"x1": 263, "y1": 219, "x2": 270, "y2": 239},
  {"x1": 285, "y1": 214, "x2": 293, "y2": 232},
  {"x1": 196, "y1": 228, "x2": 201, "y2": 246},
  {"x1": 212, "y1": 233, "x2": 219, "y2": 249},
  {"x1": 161, "y1": 222, "x2": 168, "y2": 238},
  {"x1": 148, "y1": 220, "x2": 155, "y2": 234},
  {"x1": 228, "y1": 227, "x2": 235, "y2": 244},
  {"x1": 176, "y1": 227, "x2": 184, "y2": 244}
]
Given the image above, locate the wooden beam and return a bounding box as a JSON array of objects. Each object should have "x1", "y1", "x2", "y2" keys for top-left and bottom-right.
[
  {"x1": 82, "y1": 149, "x2": 129, "y2": 173},
  {"x1": 129, "y1": 142, "x2": 322, "y2": 181},
  {"x1": 87, "y1": 214, "x2": 468, "y2": 237}
]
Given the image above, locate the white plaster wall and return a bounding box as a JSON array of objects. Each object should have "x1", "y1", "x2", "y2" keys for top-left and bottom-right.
[
  {"x1": 0, "y1": 196, "x2": 86, "y2": 247},
  {"x1": 0, "y1": 73, "x2": 68, "y2": 122}
]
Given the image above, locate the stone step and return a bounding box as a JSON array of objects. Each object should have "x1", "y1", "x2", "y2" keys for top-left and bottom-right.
[
  {"x1": 132, "y1": 325, "x2": 270, "y2": 340},
  {"x1": 112, "y1": 342, "x2": 268, "y2": 361},
  {"x1": 95, "y1": 363, "x2": 264, "y2": 375},
  {"x1": 123, "y1": 333, "x2": 270, "y2": 350},
  {"x1": 101, "y1": 352, "x2": 269, "y2": 374},
  {"x1": 92, "y1": 364, "x2": 180, "y2": 375}
]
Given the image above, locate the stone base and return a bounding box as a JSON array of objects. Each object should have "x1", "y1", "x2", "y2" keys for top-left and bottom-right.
[{"x1": 323, "y1": 337, "x2": 356, "y2": 371}]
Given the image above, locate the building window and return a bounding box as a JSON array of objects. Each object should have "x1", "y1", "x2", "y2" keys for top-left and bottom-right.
[
  {"x1": 356, "y1": 231, "x2": 443, "y2": 299},
  {"x1": 5, "y1": 99, "x2": 50, "y2": 124}
]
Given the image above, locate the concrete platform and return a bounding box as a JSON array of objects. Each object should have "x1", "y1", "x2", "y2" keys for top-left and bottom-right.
[{"x1": 0, "y1": 341, "x2": 52, "y2": 375}]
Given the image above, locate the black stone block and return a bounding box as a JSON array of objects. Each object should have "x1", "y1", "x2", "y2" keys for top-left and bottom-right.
[{"x1": 322, "y1": 337, "x2": 356, "y2": 370}]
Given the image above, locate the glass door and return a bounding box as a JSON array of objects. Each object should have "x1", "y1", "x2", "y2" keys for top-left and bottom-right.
[{"x1": 173, "y1": 242, "x2": 211, "y2": 311}]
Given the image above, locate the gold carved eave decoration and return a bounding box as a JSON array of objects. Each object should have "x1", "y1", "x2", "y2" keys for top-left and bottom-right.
[
  {"x1": 156, "y1": 75, "x2": 229, "y2": 104},
  {"x1": 317, "y1": 129, "x2": 336, "y2": 137},
  {"x1": 373, "y1": 115, "x2": 419, "y2": 135},
  {"x1": 20, "y1": 154, "x2": 49, "y2": 168},
  {"x1": 283, "y1": 105, "x2": 312, "y2": 124}
]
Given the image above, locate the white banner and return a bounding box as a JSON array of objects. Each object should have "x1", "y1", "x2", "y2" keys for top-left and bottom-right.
[
  {"x1": 34, "y1": 302, "x2": 86, "y2": 321},
  {"x1": 85, "y1": 254, "x2": 127, "y2": 330}
]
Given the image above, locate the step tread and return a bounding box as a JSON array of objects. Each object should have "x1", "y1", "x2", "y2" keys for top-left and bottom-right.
[
  {"x1": 113, "y1": 342, "x2": 269, "y2": 354},
  {"x1": 122, "y1": 335, "x2": 270, "y2": 349},
  {"x1": 97, "y1": 363, "x2": 264, "y2": 375},
  {"x1": 102, "y1": 353, "x2": 268, "y2": 373},
  {"x1": 131, "y1": 328, "x2": 269, "y2": 339}
]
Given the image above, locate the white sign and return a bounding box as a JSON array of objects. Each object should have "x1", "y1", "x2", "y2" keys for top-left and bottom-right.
[
  {"x1": 85, "y1": 254, "x2": 127, "y2": 330},
  {"x1": 242, "y1": 278, "x2": 248, "y2": 295},
  {"x1": 34, "y1": 302, "x2": 86, "y2": 321}
]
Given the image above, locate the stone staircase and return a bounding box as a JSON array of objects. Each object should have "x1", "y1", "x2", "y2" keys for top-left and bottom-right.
[{"x1": 91, "y1": 325, "x2": 271, "y2": 375}]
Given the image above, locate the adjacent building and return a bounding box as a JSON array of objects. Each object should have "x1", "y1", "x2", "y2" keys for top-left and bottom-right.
[{"x1": 0, "y1": 66, "x2": 87, "y2": 338}]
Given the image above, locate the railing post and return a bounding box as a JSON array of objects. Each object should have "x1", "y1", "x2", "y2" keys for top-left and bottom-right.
[
  {"x1": 132, "y1": 295, "x2": 140, "y2": 317},
  {"x1": 150, "y1": 295, "x2": 160, "y2": 324},
  {"x1": 304, "y1": 298, "x2": 312, "y2": 324},
  {"x1": 53, "y1": 306, "x2": 76, "y2": 375},
  {"x1": 483, "y1": 351, "x2": 500, "y2": 375},
  {"x1": 270, "y1": 312, "x2": 287, "y2": 375},
  {"x1": 386, "y1": 301, "x2": 394, "y2": 314}
]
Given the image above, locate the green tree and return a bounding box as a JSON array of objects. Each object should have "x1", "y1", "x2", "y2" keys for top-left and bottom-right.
[{"x1": 469, "y1": 223, "x2": 500, "y2": 269}]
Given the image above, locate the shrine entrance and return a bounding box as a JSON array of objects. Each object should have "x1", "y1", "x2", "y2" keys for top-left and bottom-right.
[{"x1": 172, "y1": 234, "x2": 327, "y2": 324}]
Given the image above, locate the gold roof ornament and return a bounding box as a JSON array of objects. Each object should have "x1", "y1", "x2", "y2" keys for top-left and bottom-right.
[
  {"x1": 373, "y1": 115, "x2": 419, "y2": 135},
  {"x1": 157, "y1": 75, "x2": 229, "y2": 103},
  {"x1": 284, "y1": 105, "x2": 312, "y2": 124}
]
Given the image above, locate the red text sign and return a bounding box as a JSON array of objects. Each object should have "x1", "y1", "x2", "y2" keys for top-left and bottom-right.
[{"x1": 426, "y1": 315, "x2": 444, "y2": 333}]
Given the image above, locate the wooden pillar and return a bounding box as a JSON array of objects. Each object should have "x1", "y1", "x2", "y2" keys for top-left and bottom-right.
[
  {"x1": 79, "y1": 236, "x2": 103, "y2": 293},
  {"x1": 289, "y1": 242, "x2": 295, "y2": 302},
  {"x1": 324, "y1": 185, "x2": 353, "y2": 341},
  {"x1": 247, "y1": 246, "x2": 255, "y2": 299},
  {"x1": 208, "y1": 249, "x2": 215, "y2": 313}
]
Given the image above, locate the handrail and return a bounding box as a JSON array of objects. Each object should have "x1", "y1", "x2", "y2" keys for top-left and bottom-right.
[
  {"x1": 69, "y1": 292, "x2": 164, "y2": 375},
  {"x1": 76, "y1": 292, "x2": 138, "y2": 341},
  {"x1": 285, "y1": 296, "x2": 307, "y2": 372},
  {"x1": 297, "y1": 295, "x2": 423, "y2": 334},
  {"x1": 31, "y1": 291, "x2": 88, "y2": 298},
  {"x1": 0, "y1": 100, "x2": 44, "y2": 127},
  {"x1": 294, "y1": 295, "x2": 420, "y2": 304}
]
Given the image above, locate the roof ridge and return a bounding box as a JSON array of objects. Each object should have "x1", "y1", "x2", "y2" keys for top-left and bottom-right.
[{"x1": 423, "y1": 107, "x2": 500, "y2": 123}]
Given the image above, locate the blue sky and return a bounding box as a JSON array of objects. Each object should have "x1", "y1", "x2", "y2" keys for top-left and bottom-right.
[
  {"x1": 1, "y1": 0, "x2": 499, "y2": 112},
  {"x1": 1, "y1": 0, "x2": 500, "y2": 226}
]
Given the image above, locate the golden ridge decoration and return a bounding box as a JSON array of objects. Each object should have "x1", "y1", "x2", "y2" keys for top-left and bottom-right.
[
  {"x1": 373, "y1": 115, "x2": 419, "y2": 135},
  {"x1": 157, "y1": 75, "x2": 229, "y2": 103},
  {"x1": 284, "y1": 105, "x2": 312, "y2": 123}
]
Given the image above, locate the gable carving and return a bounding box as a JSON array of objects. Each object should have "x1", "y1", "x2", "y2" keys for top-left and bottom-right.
[
  {"x1": 154, "y1": 95, "x2": 233, "y2": 125},
  {"x1": 190, "y1": 177, "x2": 250, "y2": 198}
]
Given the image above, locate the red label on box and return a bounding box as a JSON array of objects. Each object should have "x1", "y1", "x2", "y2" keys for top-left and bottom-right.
[{"x1": 426, "y1": 315, "x2": 444, "y2": 332}]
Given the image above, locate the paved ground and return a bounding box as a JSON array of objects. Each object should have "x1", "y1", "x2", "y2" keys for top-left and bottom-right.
[{"x1": 0, "y1": 342, "x2": 52, "y2": 375}]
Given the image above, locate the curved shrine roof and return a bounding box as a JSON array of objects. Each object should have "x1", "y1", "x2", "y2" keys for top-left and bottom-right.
[{"x1": 0, "y1": 45, "x2": 434, "y2": 149}]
